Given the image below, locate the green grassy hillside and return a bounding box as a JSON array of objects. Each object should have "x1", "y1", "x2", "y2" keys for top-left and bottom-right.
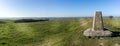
[{"x1": 0, "y1": 18, "x2": 120, "y2": 46}]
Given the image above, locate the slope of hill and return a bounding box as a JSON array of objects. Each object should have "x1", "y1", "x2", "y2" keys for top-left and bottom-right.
[{"x1": 0, "y1": 18, "x2": 120, "y2": 46}]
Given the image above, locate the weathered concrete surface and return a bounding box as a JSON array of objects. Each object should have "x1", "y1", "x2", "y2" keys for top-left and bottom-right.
[
  {"x1": 92, "y1": 11, "x2": 104, "y2": 31},
  {"x1": 83, "y1": 28, "x2": 112, "y2": 36},
  {"x1": 83, "y1": 11, "x2": 112, "y2": 37}
]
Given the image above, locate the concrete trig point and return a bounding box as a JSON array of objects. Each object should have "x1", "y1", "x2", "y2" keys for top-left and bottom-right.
[{"x1": 83, "y1": 11, "x2": 112, "y2": 37}]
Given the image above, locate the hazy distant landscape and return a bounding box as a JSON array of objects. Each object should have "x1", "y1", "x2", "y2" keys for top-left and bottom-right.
[
  {"x1": 0, "y1": 16, "x2": 119, "y2": 20},
  {"x1": 0, "y1": 17, "x2": 120, "y2": 46}
]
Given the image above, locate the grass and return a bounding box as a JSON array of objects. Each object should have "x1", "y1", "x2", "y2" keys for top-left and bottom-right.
[{"x1": 0, "y1": 18, "x2": 120, "y2": 46}]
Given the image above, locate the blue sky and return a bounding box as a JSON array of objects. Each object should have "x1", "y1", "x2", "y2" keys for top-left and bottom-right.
[{"x1": 0, "y1": 0, "x2": 120, "y2": 17}]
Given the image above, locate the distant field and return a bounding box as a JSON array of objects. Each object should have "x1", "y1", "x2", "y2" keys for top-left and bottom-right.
[{"x1": 0, "y1": 18, "x2": 120, "y2": 46}]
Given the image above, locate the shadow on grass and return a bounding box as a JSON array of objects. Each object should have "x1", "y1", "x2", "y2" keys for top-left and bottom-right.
[
  {"x1": 104, "y1": 28, "x2": 120, "y2": 37},
  {"x1": 111, "y1": 31, "x2": 120, "y2": 37}
]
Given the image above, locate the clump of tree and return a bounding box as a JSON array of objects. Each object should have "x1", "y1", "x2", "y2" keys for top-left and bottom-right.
[
  {"x1": 15, "y1": 18, "x2": 49, "y2": 23},
  {"x1": 0, "y1": 21, "x2": 6, "y2": 24},
  {"x1": 109, "y1": 16, "x2": 113, "y2": 19}
]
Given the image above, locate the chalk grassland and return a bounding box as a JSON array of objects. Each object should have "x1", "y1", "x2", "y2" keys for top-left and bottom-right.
[{"x1": 0, "y1": 18, "x2": 120, "y2": 46}]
